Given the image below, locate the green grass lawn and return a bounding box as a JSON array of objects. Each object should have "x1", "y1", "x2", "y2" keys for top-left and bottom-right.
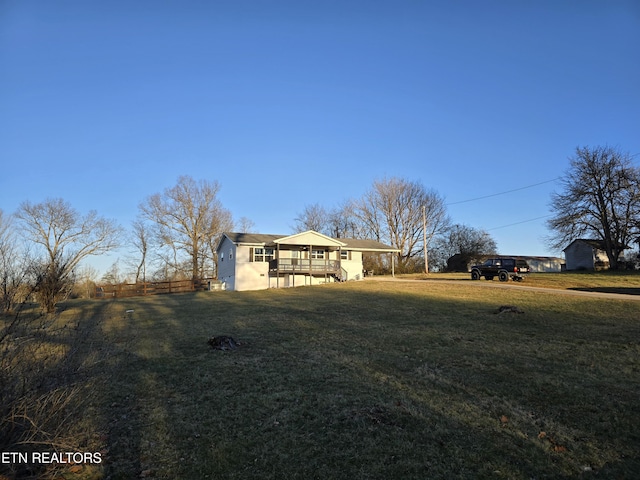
[{"x1": 3, "y1": 276, "x2": 640, "y2": 479}]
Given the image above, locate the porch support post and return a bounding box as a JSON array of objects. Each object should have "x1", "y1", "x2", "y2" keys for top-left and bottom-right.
[
  {"x1": 276, "y1": 243, "x2": 280, "y2": 288},
  {"x1": 391, "y1": 252, "x2": 395, "y2": 277}
]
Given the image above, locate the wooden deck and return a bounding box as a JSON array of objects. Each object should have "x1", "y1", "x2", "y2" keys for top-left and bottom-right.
[{"x1": 268, "y1": 258, "x2": 341, "y2": 274}]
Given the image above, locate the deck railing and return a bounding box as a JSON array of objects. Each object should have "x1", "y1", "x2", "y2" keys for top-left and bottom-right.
[{"x1": 269, "y1": 258, "x2": 340, "y2": 273}]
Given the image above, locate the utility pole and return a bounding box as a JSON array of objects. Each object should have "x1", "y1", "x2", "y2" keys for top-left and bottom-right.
[{"x1": 423, "y1": 205, "x2": 429, "y2": 274}]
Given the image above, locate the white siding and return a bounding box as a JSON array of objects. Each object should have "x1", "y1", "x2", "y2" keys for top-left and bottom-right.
[
  {"x1": 216, "y1": 236, "x2": 237, "y2": 290},
  {"x1": 341, "y1": 250, "x2": 364, "y2": 281},
  {"x1": 526, "y1": 258, "x2": 564, "y2": 273},
  {"x1": 565, "y1": 241, "x2": 596, "y2": 270},
  {"x1": 234, "y1": 245, "x2": 271, "y2": 291}
]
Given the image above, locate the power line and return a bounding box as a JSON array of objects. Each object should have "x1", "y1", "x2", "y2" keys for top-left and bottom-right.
[
  {"x1": 487, "y1": 214, "x2": 552, "y2": 231},
  {"x1": 446, "y1": 177, "x2": 561, "y2": 206}
]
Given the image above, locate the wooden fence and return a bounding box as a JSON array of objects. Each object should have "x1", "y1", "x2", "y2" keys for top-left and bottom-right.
[{"x1": 96, "y1": 279, "x2": 212, "y2": 298}]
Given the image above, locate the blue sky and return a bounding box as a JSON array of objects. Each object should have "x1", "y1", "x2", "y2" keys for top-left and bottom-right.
[{"x1": 1, "y1": 1, "x2": 639, "y2": 274}]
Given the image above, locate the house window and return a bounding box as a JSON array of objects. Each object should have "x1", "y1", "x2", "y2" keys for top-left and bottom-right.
[
  {"x1": 220, "y1": 252, "x2": 224, "y2": 262},
  {"x1": 229, "y1": 249, "x2": 233, "y2": 260},
  {"x1": 340, "y1": 250, "x2": 351, "y2": 260},
  {"x1": 254, "y1": 247, "x2": 275, "y2": 262},
  {"x1": 311, "y1": 249, "x2": 325, "y2": 259}
]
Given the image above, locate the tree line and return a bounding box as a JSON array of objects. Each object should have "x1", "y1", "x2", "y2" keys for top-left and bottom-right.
[
  {"x1": 290, "y1": 177, "x2": 497, "y2": 274},
  {"x1": 1, "y1": 145, "x2": 638, "y2": 313}
]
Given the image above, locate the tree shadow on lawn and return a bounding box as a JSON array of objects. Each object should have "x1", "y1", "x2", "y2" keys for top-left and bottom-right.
[
  {"x1": 568, "y1": 286, "x2": 640, "y2": 296},
  {"x1": 0, "y1": 299, "x2": 124, "y2": 479},
  {"x1": 93, "y1": 285, "x2": 640, "y2": 479}
]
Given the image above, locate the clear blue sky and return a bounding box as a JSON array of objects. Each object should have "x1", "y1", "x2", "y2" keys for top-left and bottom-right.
[{"x1": 2, "y1": 1, "x2": 639, "y2": 274}]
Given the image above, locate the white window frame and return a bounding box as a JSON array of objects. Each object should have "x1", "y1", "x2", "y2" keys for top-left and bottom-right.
[{"x1": 253, "y1": 247, "x2": 274, "y2": 262}]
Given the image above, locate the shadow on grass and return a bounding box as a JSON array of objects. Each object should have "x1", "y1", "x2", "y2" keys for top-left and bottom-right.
[
  {"x1": 0, "y1": 299, "x2": 123, "y2": 479},
  {"x1": 77, "y1": 284, "x2": 640, "y2": 479},
  {"x1": 568, "y1": 286, "x2": 640, "y2": 296}
]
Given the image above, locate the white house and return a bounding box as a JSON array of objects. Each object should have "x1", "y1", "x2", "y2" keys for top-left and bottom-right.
[
  {"x1": 563, "y1": 239, "x2": 625, "y2": 271},
  {"x1": 216, "y1": 230, "x2": 399, "y2": 291}
]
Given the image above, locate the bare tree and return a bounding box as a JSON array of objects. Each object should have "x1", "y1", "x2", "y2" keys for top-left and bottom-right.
[
  {"x1": 328, "y1": 200, "x2": 363, "y2": 239},
  {"x1": 74, "y1": 264, "x2": 99, "y2": 299},
  {"x1": 547, "y1": 146, "x2": 640, "y2": 269},
  {"x1": 431, "y1": 224, "x2": 497, "y2": 271},
  {"x1": 0, "y1": 210, "x2": 31, "y2": 313},
  {"x1": 355, "y1": 177, "x2": 450, "y2": 272},
  {"x1": 139, "y1": 175, "x2": 232, "y2": 280},
  {"x1": 130, "y1": 219, "x2": 150, "y2": 283},
  {"x1": 293, "y1": 203, "x2": 330, "y2": 234},
  {"x1": 101, "y1": 260, "x2": 124, "y2": 285},
  {"x1": 293, "y1": 201, "x2": 363, "y2": 239},
  {"x1": 16, "y1": 199, "x2": 121, "y2": 312},
  {"x1": 237, "y1": 216, "x2": 256, "y2": 234}
]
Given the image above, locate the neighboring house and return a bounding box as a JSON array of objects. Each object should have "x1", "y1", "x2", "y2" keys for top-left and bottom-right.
[
  {"x1": 216, "y1": 230, "x2": 400, "y2": 291},
  {"x1": 563, "y1": 239, "x2": 625, "y2": 271},
  {"x1": 447, "y1": 254, "x2": 565, "y2": 273},
  {"x1": 523, "y1": 256, "x2": 566, "y2": 273}
]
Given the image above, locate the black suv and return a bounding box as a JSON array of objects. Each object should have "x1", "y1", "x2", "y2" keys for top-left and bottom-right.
[{"x1": 470, "y1": 258, "x2": 530, "y2": 282}]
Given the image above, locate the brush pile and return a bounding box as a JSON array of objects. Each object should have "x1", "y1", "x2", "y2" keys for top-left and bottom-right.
[
  {"x1": 207, "y1": 335, "x2": 241, "y2": 350},
  {"x1": 496, "y1": 305, "x2": 524, "y2": 314}
]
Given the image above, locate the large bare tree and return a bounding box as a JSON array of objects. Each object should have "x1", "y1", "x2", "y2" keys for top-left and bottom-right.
[
  {"x1": 355, "y1": 177, "x2": 450, "y2": 272},
  {"x1": 139, "y1": 175, "x2": 232, "y2": 280},
  {"x1": 547, "y1": 146, "x2": 640, "y2": 269},
  {"x1": 15, "y1": 198, "x2": 121, "y2": 312}
]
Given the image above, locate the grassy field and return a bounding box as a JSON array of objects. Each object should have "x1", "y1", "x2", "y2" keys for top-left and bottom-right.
[
  {"x1": 2, "y1": 274, "x2": 640, "y2": 479},
  {"x1": 408, "y1": 270, "x2": 640, "y2": 295}
]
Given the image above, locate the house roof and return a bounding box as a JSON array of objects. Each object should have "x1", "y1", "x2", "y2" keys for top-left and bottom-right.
[
  {"x1": 562, "y1": 238, "x2": 631, "y2": 252},
  {"x1": 339, "y1": 238, "x2": 401, "y2": 252},
  {"x1": 219, "y1": 232, "x2": 282, "y2": 246},
  {"x1": 217, "y1": 231, "x2": 399, "y2": 253},
  {"x1": 562, "y1": 238, "x2": 630, "y2": 252},
  {"x1": 274, "y1": 230, "x2": 347, "y2": 248},
  {"x1": 563, "y1": 239, "x2": 603, "y2": 251}
]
